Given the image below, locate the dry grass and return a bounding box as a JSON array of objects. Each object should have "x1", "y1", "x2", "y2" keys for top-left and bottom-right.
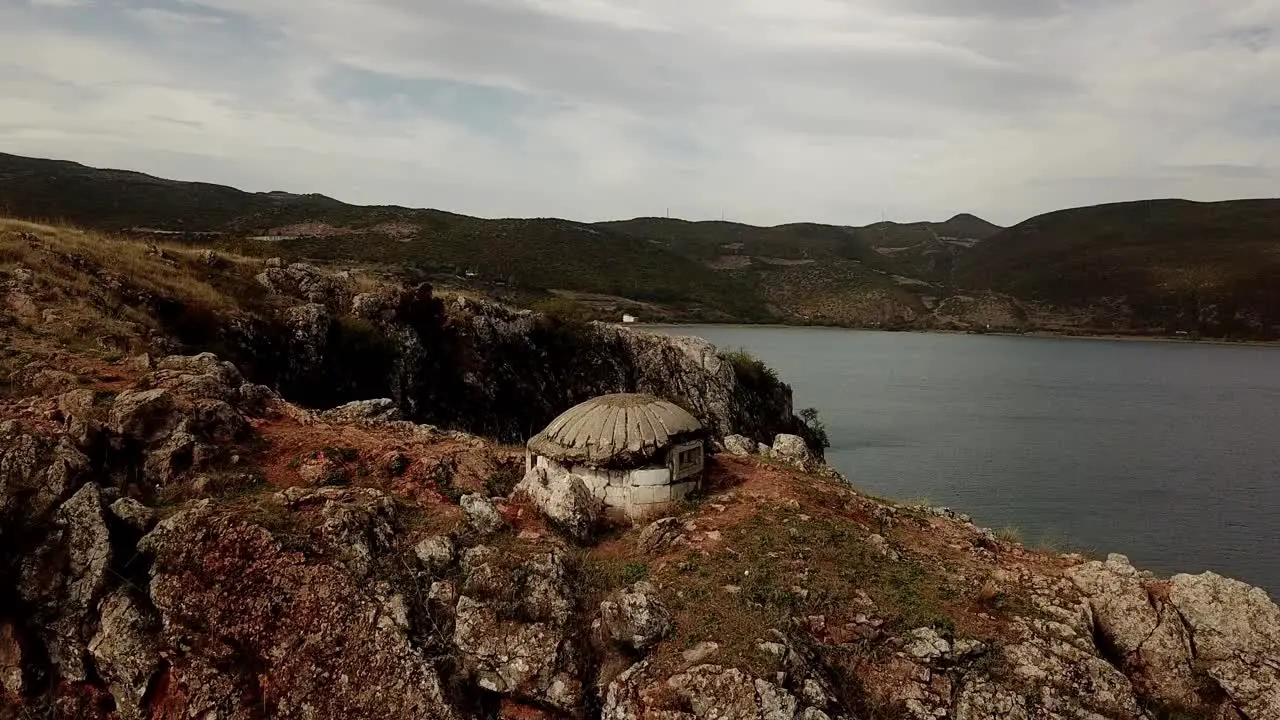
[{"x1": 0, "y1": 218, "x2": 269, "y2": 355}]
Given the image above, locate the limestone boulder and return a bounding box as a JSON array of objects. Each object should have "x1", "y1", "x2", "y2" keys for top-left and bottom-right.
[
  {"x1": 599, "y1": 581, "x2": 672, "y2": 652},
  {"x1": 1168, "y1": 572, "x2": 1280, "y2": 719},
  {"x1": 461, "y1": 493, "x2": 508, "y2": 537},
  {"x1": 139, "y1": 500, "x2": 462, "y2": 720},
  {"x1": 148, "y1": 352, "x2": 277, "y2": 415},
  {"x1": 451, "y1": 550, "x2": 583, "y2": 712},
  {"x1": 109, "y1": 388, "x2": 182, "y2": 444},
  {"x1": 0, "y1": 429, "x2": 88, "y2": 526},
  {"x1": 723, "y1": 434, "x2": 756, "y2": 456},
  {"x1": 88, "y1": 589, "x2": 162, "y2": 720},
  {"x1": 18, "y1": 483, "x2": 112, "y2": 683},
  {"x1": 256, "y1": 262, "x2": 353, "y2": 306},
  {"x1": 109, "y1": 498, "x2": 158, "y2": 533},
  {"x1": 771, "y1": 434, "x2": 817, "y2": 470},
  {"x1": 1067, "y1": 554, "x2": 1200, "y2": 708},
  {"x1": 514, "y1": 464, "x2": 602, "y2": 543},
  {"x1": 453, "y1": 596, "x2": 581, "y2": 712},
  {"x1": 415, "y1": 534, "x2": 456, "y2": 576},
  {"x1": 952, "y1": 614, "x2": 1146, "y2": 720}
]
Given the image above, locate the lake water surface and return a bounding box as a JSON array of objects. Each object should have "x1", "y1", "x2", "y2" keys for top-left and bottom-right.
[{"x1": 658, "y1": 327, "x2": 1280, "y2": 596}]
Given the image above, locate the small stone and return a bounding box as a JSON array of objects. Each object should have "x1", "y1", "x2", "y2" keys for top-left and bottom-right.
[
  {"x1": 109, "y1": 498, "x2": 158, "y2": 533},
  {"x1": 638, "y1": 516, "x2": 684, "y2": 554},
  {"x1": 681, "y1": 641, "x2": 720, "y2": 664},
  {"x1": 461, "y1": 494, "x2": 507, "y2": 537},
  {"x1": 414, "y1": 535, "x2": 455, "y2": 575},
  {"x1": 757, "y1": 641, "x2": 786, "y2": 659}
]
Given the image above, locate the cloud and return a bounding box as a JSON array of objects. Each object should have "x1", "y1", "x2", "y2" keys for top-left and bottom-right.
[{"x1": 0, "y1": 0, "x2": 1277, "y2": 226}]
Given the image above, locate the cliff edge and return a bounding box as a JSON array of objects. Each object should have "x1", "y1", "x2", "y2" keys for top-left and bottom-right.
[{"x1": 2, "y1": 219, "x2": 1277, "y2": 720}]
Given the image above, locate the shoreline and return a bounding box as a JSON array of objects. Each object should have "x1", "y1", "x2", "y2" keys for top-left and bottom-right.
[{"x1": 624, "y1": 322, "x2": 1280, "y2": 348}]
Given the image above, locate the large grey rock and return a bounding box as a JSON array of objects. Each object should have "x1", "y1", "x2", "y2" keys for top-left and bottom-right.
[
  {"x1": 1169, "y1": 572, "x2": 1280, "y2": 719},
  {"x1": 600, "y1": 581, "x2": 672, "y2": 652},
  {"x1": 139, "y1": 499, "x2": 462, "y2": 720},
  {"x1": 904, "y1": 627, "x2": 951, "y2": 661},
  {"x1": 514, "y1": 465, "x2": 602, "y2": 543},
  {"x1": 88, "y1": 589, "x2": 161, "y2": 720},
  {"x1": 771, "y1": 434, "x2": 816, "y2": 470},
  {"x1": 953, "y1": 613, "x2": 1146, "y2": 720},
  {"x1": 414, "y1": 535, "x2": 455, "y2": 575},
  {"x1": 1, "y1": 431, "x2": 87, "y2": 523},
  {"x1": 19, "y1": 483, "x2": 111, "y2": 682},
  {"x1": 149, "y1": 353, "x2": 275, "y2": 414},
  {"x1": 109, "y1": 388, "x2": 181, "y2": 443},
  {"x1": 453, "y1": 595, "x2": 582, "y2": 713},
  {"x1": 664, "y1": 664, "x2": 818, "y2": 720},
  {"x1": 1068, "y1": 555, "x2": 1200, "y2": 708},
  {"x1": 723, "y1": 434, "x2": 756, "y2": 456},
  {"x1": 461, "y1": 494, "x2": 508, "y2": 537}
]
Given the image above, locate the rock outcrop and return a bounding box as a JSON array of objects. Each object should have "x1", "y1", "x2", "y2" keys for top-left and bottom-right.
[
  {"x1": 599, "y1": 582, "x2": 672, "y2": 653},
  {"x1": 514, "y1": 464, "x2": 602, "y2": 543},
  {"x1": 1, "y1": 321, "x2": 1277, "y2": 720}
]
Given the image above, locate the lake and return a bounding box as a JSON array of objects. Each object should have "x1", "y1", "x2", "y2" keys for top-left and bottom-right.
[{"x1": 657, "y1": 326, "x2": 1280, "y2": 596}]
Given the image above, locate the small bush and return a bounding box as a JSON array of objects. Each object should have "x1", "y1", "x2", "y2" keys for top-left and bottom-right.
[
  {"x1": 621, "y1": 562, "x2": 649, "y2": 584},
  {"x1": 721, "y1": 347, "x2": 778, "y2": 388},
  {"x1": 799, "y1": 407, "x2": 830, "y2": 451},
  {"x1": 996, "y1": 526, "x2": 1022, "y2": 544}
]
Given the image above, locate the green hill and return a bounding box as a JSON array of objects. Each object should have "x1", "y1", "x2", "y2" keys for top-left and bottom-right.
[
  {"x1": 957, "y1": 199, "x2": 1280, "y2": 337},
  {"x1": 3, "y1": 152, "x2": 1278, "y2": 338}
]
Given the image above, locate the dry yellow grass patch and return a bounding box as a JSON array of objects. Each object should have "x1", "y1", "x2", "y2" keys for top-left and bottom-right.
[{"x1": 0, "y1": 217, "x2": 272, "y2": 355}]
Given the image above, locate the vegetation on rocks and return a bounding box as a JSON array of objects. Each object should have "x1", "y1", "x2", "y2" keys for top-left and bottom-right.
[
  {"x1": 2, "y1": 216, "x2": 1279, "y2": 720},
  {"x1": 5, "y1": 153, "x2": 1280, "y2": 338}
]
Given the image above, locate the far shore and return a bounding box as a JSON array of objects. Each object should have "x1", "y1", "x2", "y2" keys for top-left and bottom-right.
[{"x1": 622, "y1": 322, "x2": 1280, "y2": 348}]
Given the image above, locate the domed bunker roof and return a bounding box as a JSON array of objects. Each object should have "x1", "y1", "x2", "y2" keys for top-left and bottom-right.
[{"x1": 528, "y1": 393, "x2": 704, "y2": 468}]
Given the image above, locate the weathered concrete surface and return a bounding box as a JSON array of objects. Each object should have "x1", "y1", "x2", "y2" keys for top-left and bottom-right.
[{"x1": 528, "y1": 393, "x2": 703, "y2": 468}]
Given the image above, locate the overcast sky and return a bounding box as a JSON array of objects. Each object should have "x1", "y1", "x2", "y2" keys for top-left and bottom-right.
[{"x1": 1, "y1": 0, "x2": 1277, "y2": 226}]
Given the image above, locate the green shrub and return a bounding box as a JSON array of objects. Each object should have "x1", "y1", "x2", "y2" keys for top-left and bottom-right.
[
  {"x1": 799, "y1": 407, "x2": 830, "y2": 451},
  {"x1": 721, "y1": 347, "x2": 778, "y2": 388}
]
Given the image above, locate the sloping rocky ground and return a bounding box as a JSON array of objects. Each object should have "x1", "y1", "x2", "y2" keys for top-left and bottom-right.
[{"x1": 2, "y1": 220, "x2": 1279, "y2": 719}]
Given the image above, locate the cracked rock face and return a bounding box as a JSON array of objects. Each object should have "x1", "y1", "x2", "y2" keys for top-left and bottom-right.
[
  {"x1": 1068, "y1": 554, "x2": 1201, "y2": 708},
  {"x1": 460, "y1": 493, "x2": 508, "y2": 537},
  {"x1": 141, "y1": 502, "x2": 461, "y2": 720},
  {"x1": 514, "y1": 464, "x2": 602, "y2": 543},
  {"x1": 87, "y1": 589, "x2": 161, "y2": 720},
  {"x1": 452, "y1": 549, "x2": 584, "y2": 713},
  {"x1": 19, "y1": 483, "x2": 112, "y2": 683},
  {"x1": 600, "y1": 581, "x2": 672, "y2": 653},
  {"x1": 1169, "y1": 572, "x2": 1280, "y2": 719}
]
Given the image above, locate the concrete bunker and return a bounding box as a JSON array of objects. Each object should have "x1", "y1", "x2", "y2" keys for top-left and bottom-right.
[{"x1": 526, "y1": 393, "x2": 706, "y2": 517}]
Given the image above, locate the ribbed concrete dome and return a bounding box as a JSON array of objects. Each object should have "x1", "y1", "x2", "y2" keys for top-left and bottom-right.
[{"x1": 528, "y1": 393, "x2": 703, "y2": 467}]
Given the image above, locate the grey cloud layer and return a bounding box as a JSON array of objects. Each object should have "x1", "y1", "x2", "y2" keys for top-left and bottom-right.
[{"x1": 0, "y1": 0, "x2": 1277, "y2": 225}]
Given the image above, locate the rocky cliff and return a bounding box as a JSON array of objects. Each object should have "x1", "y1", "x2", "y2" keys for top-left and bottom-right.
[
  {"x1": 3, "y1": 350, "x2": 1278, "y2": 720},
  {"x1": 2, "y1": 220, "x2": 1279, "y2": 720}
]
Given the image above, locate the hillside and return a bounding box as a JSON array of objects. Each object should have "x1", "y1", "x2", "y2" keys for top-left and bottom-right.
[
  {"x1": 0, "y1": 153, "x2": 994, "y2": 327},
  {"x1": 959, "y1": 199, "x2": 1280, "y2": 337},
  {"x1": 3, "y1": 218, "x2": 1279, "y2": 720},
  {"x1": 3, "y1": 152, "x2": 1280, "y2": 338}
]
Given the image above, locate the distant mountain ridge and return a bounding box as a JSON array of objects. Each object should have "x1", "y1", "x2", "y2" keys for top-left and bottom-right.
[{"x1": 2, "y1": 151, "x2": 1278, "y2": 339}]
